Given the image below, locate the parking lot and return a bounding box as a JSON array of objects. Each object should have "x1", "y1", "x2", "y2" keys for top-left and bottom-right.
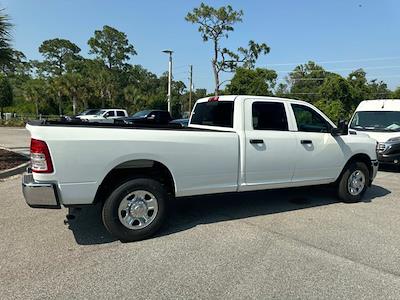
[{"x1": 1, "y1": 127, "x2": 400, "y2": 299}]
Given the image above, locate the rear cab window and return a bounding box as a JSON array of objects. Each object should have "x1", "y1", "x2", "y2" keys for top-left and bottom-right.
[{"x1": 191, "y1": 100, "x2": 234, "y2": 128}]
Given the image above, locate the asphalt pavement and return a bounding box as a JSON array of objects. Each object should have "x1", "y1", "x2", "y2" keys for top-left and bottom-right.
[{"x1": 1, "y1": 127, "x2": 400, "y2": 299}]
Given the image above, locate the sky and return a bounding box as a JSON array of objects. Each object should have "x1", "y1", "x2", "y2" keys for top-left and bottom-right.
[{"x1": 1, "y1": 0, "x2": 400, "y2": 92}]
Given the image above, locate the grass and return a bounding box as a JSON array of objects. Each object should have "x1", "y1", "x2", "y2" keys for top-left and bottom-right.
[{"x1": 0, "y1": 119, "x2": 26, "y2": 127}]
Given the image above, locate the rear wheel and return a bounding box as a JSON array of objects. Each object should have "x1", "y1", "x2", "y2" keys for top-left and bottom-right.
[
  {"x1": 102, "y1": 178, "x2": 167, "y2": 242},
  {"x1": 338, "y1": 162, "x2": 369, "y2": 203}
]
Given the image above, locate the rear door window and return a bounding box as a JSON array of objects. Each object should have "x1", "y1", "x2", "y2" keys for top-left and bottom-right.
[
  {"x1": 252, "y1": 102, "x2": 288, "y2": 131},
  {"x1": 116, "y1": 111, "x2": 125, "y2": 117},
  {"x1": 160, "y1": 111, "x2": 171, "y2": 123},
  {"x1": 191, "y1": 101, "x2": 234, "y2": 127}
]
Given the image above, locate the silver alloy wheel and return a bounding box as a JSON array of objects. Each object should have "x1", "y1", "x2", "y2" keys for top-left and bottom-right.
[
  {"x1": 347, "y1": 170, "x2": 366, "y2": 196},
  {"x1": 118, "y1": 190, "x2": 158, "y2": 230}
]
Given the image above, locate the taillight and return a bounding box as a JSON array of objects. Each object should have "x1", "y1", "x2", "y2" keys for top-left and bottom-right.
[
  {"x1": 208, "y1": 96, "x2": 219, "y2": 102},
  {"x1": 30, "y1": 138, "x2": 53, "y2": 173}
]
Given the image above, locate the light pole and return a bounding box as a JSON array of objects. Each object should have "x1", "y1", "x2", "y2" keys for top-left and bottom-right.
[{"x1": 162, "y1": 49, "x2": 173, "y2": 113}]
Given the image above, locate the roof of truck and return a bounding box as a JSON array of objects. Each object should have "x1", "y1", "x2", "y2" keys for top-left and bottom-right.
[
  {"x1": 195, "y1": 95, "x2": 309, "y2": 104},
  {"x1": 355, "y1": 99, "x2": 400, "y2": 111}
]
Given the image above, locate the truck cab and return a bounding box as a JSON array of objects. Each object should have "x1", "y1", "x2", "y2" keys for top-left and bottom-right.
[{"x1": 190, "y1": 96, "x2": 378, "y2": 190}]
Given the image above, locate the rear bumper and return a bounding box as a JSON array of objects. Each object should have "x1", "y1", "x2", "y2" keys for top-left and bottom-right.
[{"x1": 22, "y1": 169, "x2": 60, "y2": 209}]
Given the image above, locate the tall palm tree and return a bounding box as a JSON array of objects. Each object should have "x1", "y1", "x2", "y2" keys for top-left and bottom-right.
[
  {"x1": 0, "y1": 9, "x2": 13, "y2": 67},
  {"x1": 22, "y1": 79, "x2": 45, "y2": 117},
  {"x1": 62, "y1": 72, "x2": 86, "y2": 115},
  {"x1": 123, "y1": 85, "x2": 146, "y2": 112}
]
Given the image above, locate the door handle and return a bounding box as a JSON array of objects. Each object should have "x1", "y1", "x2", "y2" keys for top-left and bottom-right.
[
  {"x1": 250, "y1": 139, "x2": 264, "y2": 144},
  {"x1": 301, "y1": 140, "x2": 313, "y2": 144}
]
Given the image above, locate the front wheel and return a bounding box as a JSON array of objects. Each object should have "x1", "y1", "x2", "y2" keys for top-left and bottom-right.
[
  {"x1": 102, "y1": 178, "x2": 167, "y2": 242},
  {"x1": 337, "y1": 162, "x2": 369, "y2": 203}
]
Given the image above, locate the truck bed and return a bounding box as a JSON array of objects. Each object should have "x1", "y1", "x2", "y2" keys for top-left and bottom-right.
[
  {"x1": 27, "y1": 120, "x2": 240, "y2": 205},
  {"x1": 28, "y1": 120, "x2": 224, "y2": 132}
]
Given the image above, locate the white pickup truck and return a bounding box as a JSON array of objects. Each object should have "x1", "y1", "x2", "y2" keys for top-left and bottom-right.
[
  {"x1": 23, "y1": 95, "x2": 379, "y2": 241},
  {"x1": 76, "y1": 108, "x2": 128, "y2": 123}
]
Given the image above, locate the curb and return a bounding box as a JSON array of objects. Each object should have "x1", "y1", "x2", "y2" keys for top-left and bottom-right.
[
  {"x1": 0, "y1": 146, "x2": 30, "y2": 158},
  {"x1": 0, "y1": 161, "x2": 30, "y2": 179},
  {"x1": 0, "y1": 146, "x2": 30, "y2": 179}
]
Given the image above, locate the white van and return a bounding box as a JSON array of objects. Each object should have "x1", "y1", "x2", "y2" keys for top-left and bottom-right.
[{"x1": 349, "y1": 99, "x2": 400, "y2": 166}]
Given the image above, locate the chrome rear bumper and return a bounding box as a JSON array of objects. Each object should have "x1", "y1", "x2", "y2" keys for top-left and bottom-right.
[{"x1": 22, "y1": 169, "x2": 60, "y2": 209}]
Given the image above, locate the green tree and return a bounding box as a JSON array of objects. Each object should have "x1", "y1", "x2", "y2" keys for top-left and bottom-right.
[
  {"x1": 226, "y1": 67, "x2": 277, "y2": 95},
  {"x1": 314, "y1": 75, "x2": 355, "y2": 120},
  {"x1": 37, "y1": 38, "x2": 81, "y2": 115},
  {"x1": 74, "y1": 59, "x2": 107, "y2": 108},
  {"x1": 275, "y1": 83, "x2": 289, "y2": 97},
  {"x1": 368, "y1": 79, "x2": 391, "y2": 99},
  {"x1": 393, "y1": 87, "x2": 400, "y2": 99},
  {"x1": 186, "y1": 3, "x2": 269, "y2": 95},
  {"x1": 22, "y1": 78, "x2": 46, "y2": 117},
  {"x1": 2, "y1": 50, "x2": 30, "y2": 76},
  {"x1": 287, "y1": 61, "x2": 328, "y2": 103},
  {"x1": 0, "y1": 9, "x2": 13, "y2": 68},
  {"x1": 88, "y1": 25, "x2": 137, "y2": 70},
  {"x1": 314, "y1": 99, "x2": 344, "y2": 123},
  {"x1": 0, "y1": 73, "x2": 12, "y2": 117},
  {"x1": 123, "y1": 85, "x2": 146, "y2": 112},
  {"x1": 347, "y1": 69, "x2": 391, "y2": 102},
  {"x1": 38, "y1": 38, "x2": 81, "y2": 76},
  {"x1": 87, "y1": 26, "x2": 137, "y2": 107},
  {"x1": 48, "y1": 76, "x2": 67, "y2": 115},
  {"x1": 1, "y1": 50, "x2": 31, "y2": 105},
  {"x1": 194, "y1": 88, "x2": 207, "y2": 99},
  {"x1": 347, "y1": 69, "x2": 370, "y2": 104},
  {"x1": 172, "y1": 80, "x2": 187, "y2": 117},
  {"x1": 60, "y1": 72, "x2": 85, "y2": 115},
  {"x1": 319, "y1": 75, "x2": 354, "y2": 113}
]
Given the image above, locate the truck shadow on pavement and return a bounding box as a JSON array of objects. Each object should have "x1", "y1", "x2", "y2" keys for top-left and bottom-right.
[{"x1": 67, "y1": 184, "x2": 390, "y2": 245}]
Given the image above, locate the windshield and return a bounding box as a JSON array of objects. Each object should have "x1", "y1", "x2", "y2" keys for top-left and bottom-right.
[
  {"x1": 78, "y1": 109, "x2": 99, "y2": 116},
  {"x1": 350, "y1": 111, "x2": 400, "y2": 132},
  {"x1": 132, "y1": 110, "x2": 151, "y2": 117},
  {"x1": 95, "y1": 110, "x2": 107, "y2": 116}
]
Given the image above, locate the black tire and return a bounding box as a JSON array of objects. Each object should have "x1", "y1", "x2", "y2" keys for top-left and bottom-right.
[
  {"x1": 102, "y1": 178, "x2": 167, "y2": 242},
  {"x1": 338, "y1": 162, "x2": 369, "y2": 203}
]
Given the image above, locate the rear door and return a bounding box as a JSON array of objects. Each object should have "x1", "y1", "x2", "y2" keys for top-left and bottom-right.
[
  {"x1": 244, "y1": 99, "x2": 297, "y2": 188},
  {"x1": 289, "y1": 103, "x2": 344, "y2": 182},
  {"x1": 116, "y1": 110, "x2": 126, "y2": 118},
  {"x1": 159, "y1": 111, "x2": 172, "y2": 124}
]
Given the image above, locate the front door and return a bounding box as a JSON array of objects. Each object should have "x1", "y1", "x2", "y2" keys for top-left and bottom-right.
[{"x1": 289, "y1": 103, "x2": 344, "y2": 183}]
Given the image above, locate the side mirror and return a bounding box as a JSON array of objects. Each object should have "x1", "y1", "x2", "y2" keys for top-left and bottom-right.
[{"x1": 331, "y1": 119, "x2": 348, "y2": 136}]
